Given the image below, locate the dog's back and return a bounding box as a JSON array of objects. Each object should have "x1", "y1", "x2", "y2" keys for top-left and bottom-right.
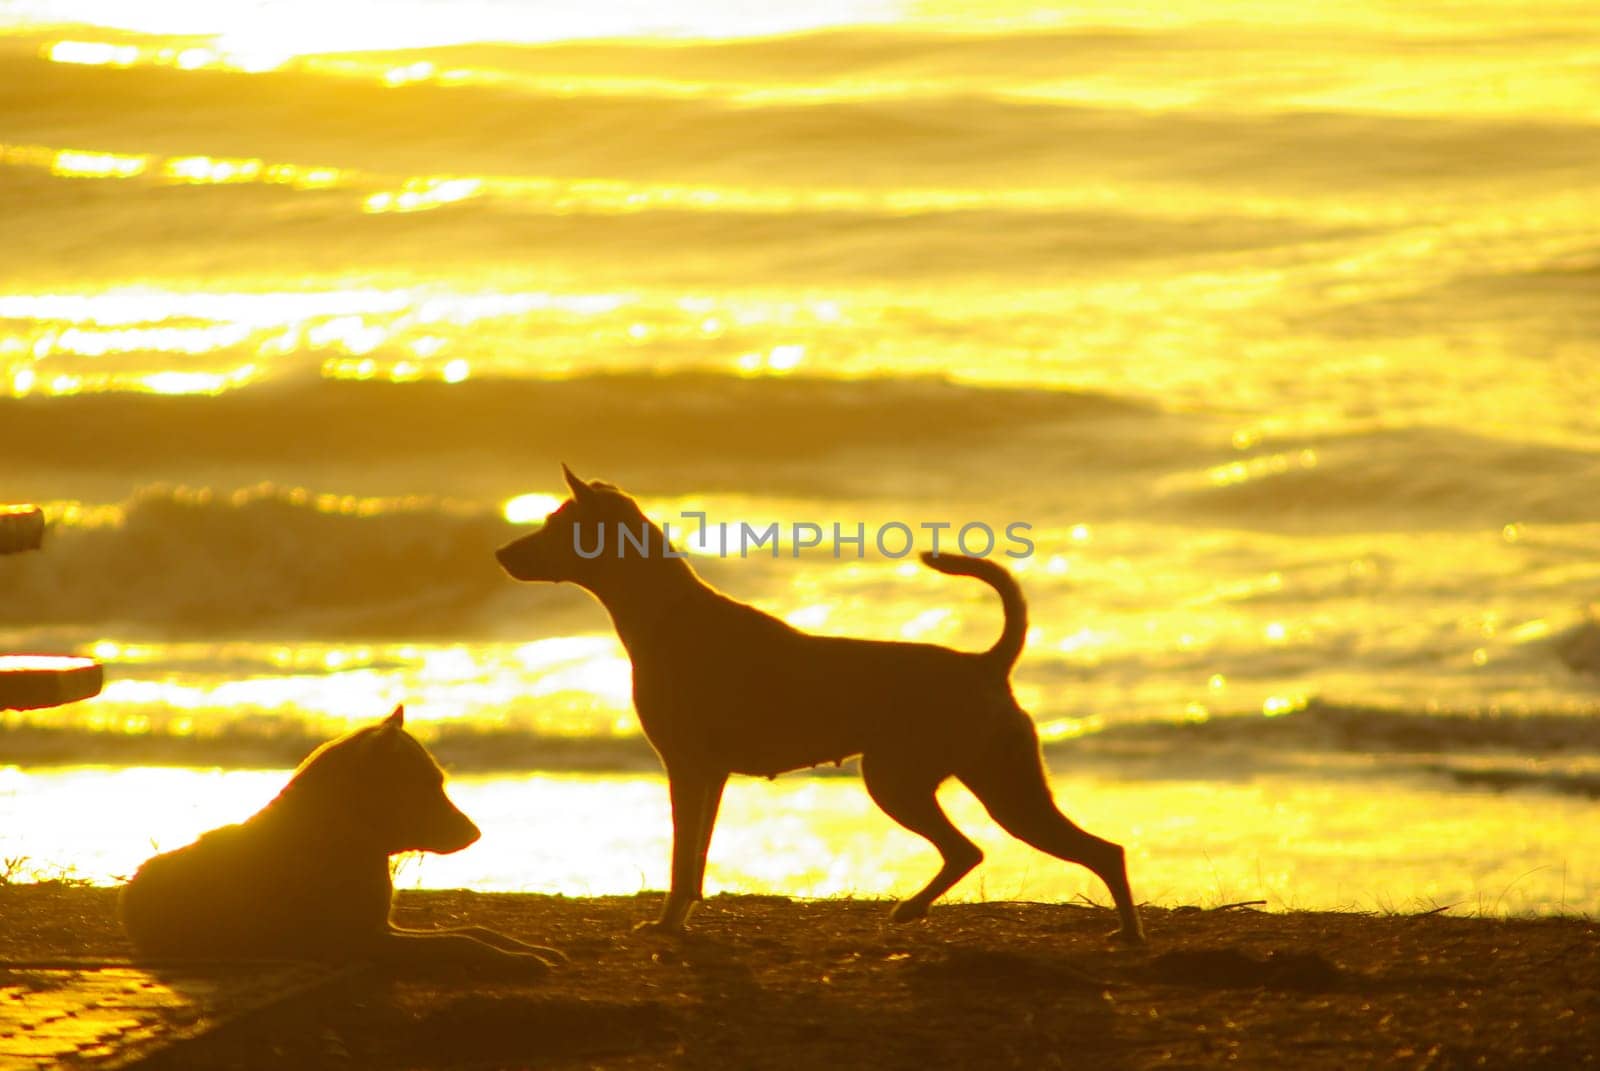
[{"x1": 121, "y1": 707, "x2": 479, "y2": 960}]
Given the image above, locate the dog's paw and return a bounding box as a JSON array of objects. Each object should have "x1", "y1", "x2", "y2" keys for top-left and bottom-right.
[
  {"x1": 522, "y1": 946, "x2": 568, "y2": 968},
  {"x1": 505, "y1": 939, "x2": 569, "y2": 963},
  {"x1": 1109, "y1": 925, "x2": 1147, "y2": 947},
  {"x1": 633, "y1": 919, "x2": 686, "y2": 936},
  {"x1": 889, "y1": 900, "x2": 929, "y2": 924}
]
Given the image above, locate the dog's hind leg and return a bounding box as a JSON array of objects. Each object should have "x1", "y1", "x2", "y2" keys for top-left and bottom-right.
[
  {"x1": 860, "y1": 753, "x2": 982, "y2": 923},
  {"x1": 957, "y1": 719, "x2": 1145, "y2": 943},
  {"x1": 643, "y1": 768, "x2": 728, "y2": 933}
]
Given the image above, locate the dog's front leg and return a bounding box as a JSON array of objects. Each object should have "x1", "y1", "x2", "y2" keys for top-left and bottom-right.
[
  {"x1": 391, "y1": 923, "x2": 567, "y2": 963},
  {"x1": 640, "y1": 768, "x2": 728, "y2": 933},
  {"x1": 374, "y1": 930, "x2": 560, "y2": 971}
]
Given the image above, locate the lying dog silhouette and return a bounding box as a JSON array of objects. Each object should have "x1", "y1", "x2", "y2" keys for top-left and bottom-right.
[
  {"x1": 121, "y1": 706, "x2": 564, "y2": 968},
  {"x1": 496, "y1": 466, "x2": 1143, "y2": 942}
]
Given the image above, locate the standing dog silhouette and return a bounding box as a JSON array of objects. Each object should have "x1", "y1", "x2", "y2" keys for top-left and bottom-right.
[
  {"x1": 496, "y1": 467, "x2": 1143, "y2": 942},
  {"x1": 121, "y1": 706, "x2": 564, "y2": 968}
]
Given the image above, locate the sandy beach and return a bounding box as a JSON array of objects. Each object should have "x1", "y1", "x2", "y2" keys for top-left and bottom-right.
[{"x1": 2, "y1": 883, "x2": 1594, "y2": 1069}]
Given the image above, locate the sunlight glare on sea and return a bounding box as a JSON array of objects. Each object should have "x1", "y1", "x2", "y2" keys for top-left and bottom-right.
[
  {"x1": 3, "y1": 765, "x2": 1595, "y2": 916},
  {"x1": 3, "y1": 0, "x2": 1598, "y2": 913}
]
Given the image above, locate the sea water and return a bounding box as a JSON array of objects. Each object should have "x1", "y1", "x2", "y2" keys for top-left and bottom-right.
[{"x1": 2, "y1": 0, "x2": 1598, "y2": 912}]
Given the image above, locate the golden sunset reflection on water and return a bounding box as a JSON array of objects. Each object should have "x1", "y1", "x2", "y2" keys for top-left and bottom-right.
[
  {"x1": 3, "y1": 765, "x2": 1594, "y2": 916},
  {"x1": 28, "y1": 0, "x2": 1600, "y2": 122},
  {"x1": 25, "y1": 636, "x2": 635, "y2": 741},
  {"x1": 14, "y1": 0, "x2": 904, "y2": 53}
]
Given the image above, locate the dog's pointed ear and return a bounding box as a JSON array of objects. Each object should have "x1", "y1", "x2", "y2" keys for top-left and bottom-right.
[
  {"x1": 562, "y1": 463, "x2": 597, "y2": 504},
  {"x1": 382, "y1": 704, "x2": 405, "y2": 730}
]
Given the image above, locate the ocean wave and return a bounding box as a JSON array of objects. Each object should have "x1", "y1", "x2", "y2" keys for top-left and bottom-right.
[
  {"x1": 2, "y1": 369, "x2": 1161, "y2": 633},
  {"x1": 1, "y1": 374, "x2": 1178, "y2": 634},
  {"x1": 8, "y1": 372, "x2": 1598, "y2": 555},
  {"x1": 1, "y1": 373, "x2": 1172, "y2": 498},
  {"x1": 1056, "y1": 700, "x2": 1600, "y2": 799},
  {"x1": 0, "y1": 485, "x2": 518, "y2": 635},
  {"x1": 1072, "y1": 699, "x2": 1600, "y2": 757},
  {"x1": 10, "y1": 37, "x2": 1600, "y2": 193},
  {"x1": 1156, "y1": 427, "x2": 1600, "y2": 529},
  {"x1": 0, "y1": 163, "x2": 1364, "y2": 287},
  {"x1": 8, "y1": 699, "x2": 1600, "y2": 800}
]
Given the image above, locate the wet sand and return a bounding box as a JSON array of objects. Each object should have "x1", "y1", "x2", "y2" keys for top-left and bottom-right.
[{"x1": 1, "y1": 883, "x2": 1595, "y2": 1069}]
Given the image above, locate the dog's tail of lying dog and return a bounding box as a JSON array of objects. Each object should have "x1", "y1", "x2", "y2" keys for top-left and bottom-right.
[{"x1": 920, "y1": 552, "x2": 1027, "y2": 671}]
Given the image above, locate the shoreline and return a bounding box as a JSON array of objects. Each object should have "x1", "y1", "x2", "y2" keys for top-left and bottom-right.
[{"x1": 2, "y1": 884, "x2": 1594, "y2": 1068}]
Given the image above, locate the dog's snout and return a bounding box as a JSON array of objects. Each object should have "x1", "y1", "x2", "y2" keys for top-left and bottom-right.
[
  {"x1": 495, "y1": 542, "x2": 528, "y2": 578},
  {"x1": 428, "y1": 807, "x2": 481, "y2": 855},
  {"x1": 496, "y1": 537, "x2": 551, "y2": 582}
]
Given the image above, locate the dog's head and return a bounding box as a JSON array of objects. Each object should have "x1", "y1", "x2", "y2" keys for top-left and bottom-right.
[
  {"x1": 289, "y1": 706, "x2": 481, "y2": 855},
  {"x1": 495, "y1": 464, "x2": 674, "y2": 588}
]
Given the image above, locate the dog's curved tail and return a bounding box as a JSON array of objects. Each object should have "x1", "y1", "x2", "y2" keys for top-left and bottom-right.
[{"x1": 919, "y1": 552, "x2": 1027, "y2": 672}]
